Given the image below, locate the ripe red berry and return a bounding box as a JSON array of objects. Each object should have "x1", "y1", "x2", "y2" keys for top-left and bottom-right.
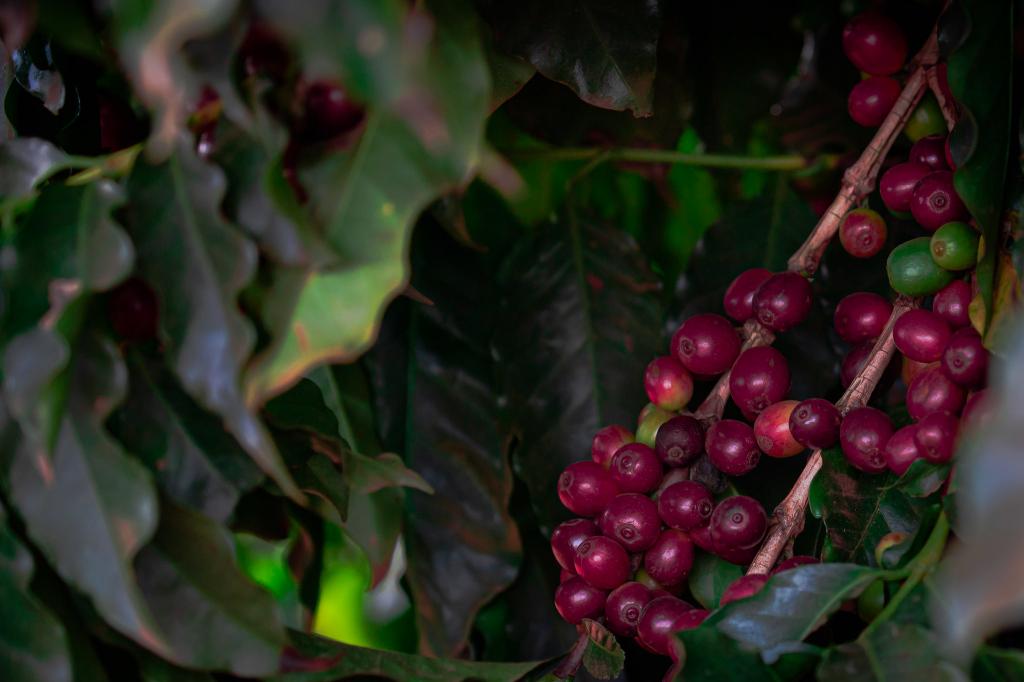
[
  {"x1": 884, "y1": 424, "x2": 922, "y2": 476},
  {"x1": 906, "y1": 366, "x2": 966, "y2": 421},
  {"x1": 637, "y1": 596, "x2": 694, "y2": 655},
  {"x1": 705, "y1": 419, "x2": 761, "y2": 476},
  {"x1": 558, "y1": 462, "x2": 618, "y2": 516},
  {"x1": 941, "y1": 327, "x2": 989, "y2": 387},
  {"x1": 599, "y1": 493, "x2": 661, "y2": 553},
  {"x1": 772, "y1": 555, "x2": 820, "y2": 574},
  {"x1": 672, "y1": 314, "x2": 741, "y2": 376},
  {"x1": 932, "y1": 280, "x2": 972, "y2": 328},
  {"x1": 789, "y1": 398, "x2": 842, "y2": 449},
  {"x1": 834, "y1": 292, "x2": 893, "y2": 344},
  {"x1": 644, "y1": 356, "x2": 694, "y2": 411},
  {"x1": 604, "y1": 581, "x2": 653, "y2": 637},
  {"x1": 754, "y1": 400, "x2": 803, "y2": 457},
  {"x1": 753, "y1": 272, "x2": 813, "y2": 332},
  {"x1": 848, "y1": 77, "x2": 901, "y2": 127},
  {"x1": 643, "y1": 529, "x2": 695, "y2": 587},
  {"x1": 654, "y1": 415, "x2": 705, "y2": 467},
  {"x1": 719, "y1": 574, "x2": 769, "y2": 606},
  {"x1": 715, "y1": 543, "x2": 760, "y2": 566},
  {"x1": 610, "y1": 443, "x2": 663, "y2": 494},
  {"x1": 559, "y1": 568, "x2": 574, "y2": 583},
  {"x1": 658, "y1": 481, "x2": 714, "y2": 531},
  {"x1": 893, "y1": 309, "x2": 952, "y2": 363},
  {"x1": 729, "y1": 346, "x2": 791, "y2": 419},
  {"x1": 914, "y1": 411, "x2": 959, "y2": 463},
  {"x1": 723, "y1": 268, "x2": 773, "y2": 322},
  {"x1": 842, "y1": 12, "x2": 908, "y2": 75},
  {"x1": 839, "y1": 208, "x2": 888, "y2": 258},
  {"x1": 551, "y1": 518, "x2": 599, "y2": 572},
  {"x1": 909, "y1": 135, "x2": 949, "y2": 170},
  {"x1": 880, "y1": 162, "x2": 931, "y2": 214},
  {"x1": 710, "y1": 496, "x2": 767, "y2": 550},
  {"x1": 574, "y1": 536, "x2": 630, "y2": 590},
  {"x1": 961, "y1": 390, "x2": 992, "y2": 429},
  {"x1": 555, "y1": 576, "x2": 606, "y2": 624},
  {"x1": 911, "y1": 171, "x2": 968, "y2": 231},
  {"x1": 839, "y1": 407, "x2": 893, "y2": 473},
  {"x1": 592, "y1": 425, "x2": 634, "y2": 468},
  {"x1": 302, "y1": 80, "x2": 365, "y2": 141},
  {"x1": 108, "y1": 278, "x2": 159, "y2": 342}
]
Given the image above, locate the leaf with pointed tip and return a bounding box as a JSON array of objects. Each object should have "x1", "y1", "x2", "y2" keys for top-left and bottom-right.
[
  {"x1": 123, "y1": 138, "x2": 300, "y2": 501},
  {"x1": 816, "y1": 623, "x2": 964, "y2": 681},
  {"x1": 688, "y1": 551, "x2": 744, "y2": 610},
  {"x1": 0, "y1": 137, "x2": 67, "y2": 202}
]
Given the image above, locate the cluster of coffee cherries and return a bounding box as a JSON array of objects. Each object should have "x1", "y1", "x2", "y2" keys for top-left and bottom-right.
[{"x1": 843, "y1": 11, "x2": 909, "y2": 128}]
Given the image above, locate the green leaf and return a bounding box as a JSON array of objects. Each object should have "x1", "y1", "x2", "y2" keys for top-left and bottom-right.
[
  {"x1": 134, "y1": 498, "x2": 287, "y2": 676},
  {"x1": 0, "y1": 501, "x2": 72, "y2": 682},
  {"x1": 497, "y1": 218, "x2": 663, "y2": 529},
  {"x1": 663, "y1": 128, "x2": 723, "y2": 274},
  {"x1": 688, "y1": 551, "x2": 743, "y2": 610},
  {"x1": 946, "y1": 0, "x2": 1013, "y2": 327},
  {"x1": 579, "y1": 619, "x2": 624, "y2": 680},
  {"x1": 123, "y1": 138, "x2": 300, "y2": 502},
  {"x1": 479, "y1": 0, "x2": 661, "y2": 116},
  {"x1": 973, "y1": 646, "x2": 1024, "y2": 682},
  {"x1": 675, "y1": 625, "x2": 819, "y2": 682},
  {"x1": 898, "y1": 459, "x2": 951, "y2": 499},
  {"x1": 0, "y1": 137, "x2": 68, "y2": 202},
  {"x1": 270, "y1": 629, "x2": 543, "y2": 682},
  {"x1": 816, "y1": 623, "x2": 964, "y2": 681}
]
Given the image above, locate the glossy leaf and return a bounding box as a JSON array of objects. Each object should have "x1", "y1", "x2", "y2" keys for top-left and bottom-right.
[
  {"x1": 816, "y1": 623, "x2": 964, "y2": 681},
  {"x1": 579, "y1": 619, "x2": 625, "y2": 680},
  {"x1": 898, "y1": 459, "x2": 951, "y2": 499},
  {"x1": 675, "y1": 626, "x2": 819, "y2": 682},
  {"x1": 688, "y1": 551, "x2": 743, "y2": 610}
]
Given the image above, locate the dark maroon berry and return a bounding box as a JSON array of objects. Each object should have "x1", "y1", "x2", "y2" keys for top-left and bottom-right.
[
  {"x1": 658, "y1": 481, "x2": 714, "y2": 531},
  {"x1": 729, "y1": 347, "x2": 791, "y2": 418},
  {"x1": 723, "y1": 268, "x2": 773, "y2": 322},
  {"x1": 574, "y1": 536, "x2": 630, "y2": 590},
  {"x1": 655, "y1": 415, "x2": 705, "y2": 468},
  {"x1": 710, "y1": 496, "x2": 767, "y2": 550},
  {"x1": 592, "y1": 425, "x2": 633, "y2": 469},
  {"x1": 637, "y1": 596, "x2": 693, "y2": 655},
  {"x1": 839, "y1": 209, "x2": 888, "y2": 258},
  {"x1": 842, "y1": 12, "x2": 908, "y2": 75},
  {"x1": 848, "y1": 77, "x2": 901, "y2": 127},
  {"x1": 880, "y1": 162, "x2": 931, "y2": 214},
  {"x1": 839, "y1": 407, "x2": 893, "y2": 473},
  {"x1": 911, "y1": 171, "x2": 968, "y2": 232},
  {"x1": 605, "y1": 581, "x2": 653, "y2": 637},
  {"x1": 690, "y1": 524, "x2": 716, "y2": 553},
  {"x1": 558, "y1": 462, "x2": 619, "y2": 516},
  {"x1": 555, "y1": 576, "x2": 606, "y2": 624},
  {"x1": 643, "y1": 529, "x2": 695, "y2": 587},
  {"x1": 932, "y1": 280, "x2": 972, "y2": 328},
  {"x1": 772, "y1": 555, "x2": 820, "y2": 574},
  {"x1": 789, "y1": 398, "x2": 842, "y2": 449},
  {"x1": 716, "y1": 543, "x2": 759, "y2": 566},
  {"x1": 719, "y1": 574, "x2": 769, "y2": 606},
  {"x1": 753, "y1": 272, "x2": 813, "y2": 332},
  {"x1": 941, "y1": 328, "x2": 989, "y2": 387},
  {"x1": 302, "y1": 80, "x2": 365, "y2": 141},
  {"x1": 910, "y1": 135, "x2": 949, "y2": 171},
  {"x1": 610, "y1": 443, "x2": 663, "y2": 494},
  {"x1": 705, "y1": 419, "x2": 761, "y2": 476},
  {"x1": 108, "y1": 278, "x2": 159, "y2": 342},
  {"x1": 893, "y1": 309, "x2": 951, "y2": 363},
  {"x1": 962, "y1": 390, "x2": 992, "y2": 429},
  {"x1": 834, "y1": 292, "x2": 892, "y2": 344},
  {"x1": 559, "y1": 568, "x2": 574, "y2": 583},
  {"x1": 907, "y1": 366, "x2": 966, "y2": 421},
  {"x1": 884, "y1": 424, "x2": 922, "y2": 476},
  {"x1": 551, "y1": 518, "x2": 599, "y2": 572},
  {"x1": 239, "y1": 22, "x2": 290, "y2": 83},
  {"x1": 672, "y1": 314, "x2": 742, "y2": 376},
  {"x1": 599, "y1": 494, "x2": 661, "y2": 553},
  {"x1": 914, "y1": 411, "x2": 959, "y2": 464},
  {"x1": 754, "y1": 400, "x2": 803, "y2": 457},
  {"x1": 644, "y1": 356, "x2": 694, "y2": 411}
]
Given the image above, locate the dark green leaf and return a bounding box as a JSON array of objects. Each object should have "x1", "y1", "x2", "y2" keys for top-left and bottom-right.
[
  {"x1": 579, "y1": 619, "x2": 624, "y2": 680},
  {"x1": 688, "y1": 551, "x2": 743, "y2": 610},
  {"x1": 484, "y1": 34, "x2": 536, "y2": 113},
  {"x1": 816, "y1": 623, "x2": 965, "y2": 681},
  {"x1": 136, "y1": 651, "x2": 217, "y2": 682},
  {"x1": 898, "y1": 459, "x2": 951, "y2": 498},
  {"x1": 675, "y1": 625, "x2": 819, "y2": 682},
  {"x1": 973, "y1": 646, "x2": 1024, "y2": 682}
]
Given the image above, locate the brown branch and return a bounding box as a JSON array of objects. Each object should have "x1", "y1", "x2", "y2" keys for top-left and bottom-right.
[{"x1": 926, "y1": 65, "x2": 959, "y2": 131}]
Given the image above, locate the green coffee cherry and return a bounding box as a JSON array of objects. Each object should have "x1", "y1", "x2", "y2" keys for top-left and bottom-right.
[
  {"x1": 857, "y1": 579, "x2": 886, "y2": 622},
  {"x1": 930, "y1": 221, "x2": 979, "y2": 271},
  {"x1": 904, "y1": 94, "x2": 945, "y2": 142},
  {"x1": 887, "y1": 237, "x2": 954, "y2": 296},
  {"x1": 636, "y1": 404, "x2": 674, "y2": 448}
]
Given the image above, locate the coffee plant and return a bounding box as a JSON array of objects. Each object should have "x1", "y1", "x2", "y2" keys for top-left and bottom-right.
[{"x1": 0, "y1": 1, "x2": 1022, "y2": 681}]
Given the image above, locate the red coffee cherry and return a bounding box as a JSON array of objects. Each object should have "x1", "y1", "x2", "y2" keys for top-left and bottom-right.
[
  {"x1": 705, "y1": 419, "x2": 761, "y2": 476},
  {"x1": 906, "y1": 366, "x2": 966, "y2": 421},
  {"x1": 574, "y1": 536, "x2": 630, "y2": 590},
  {"x1": 893, "y1": 309, "x2": 951, "y2": 363},
  {"x1": 932, "y1": 280, "x2": 972, "y2": 328},
  {"x1": 658, "y1": 481, "x2": 714, "y2": 531},
  {"x1": 724, "y1": 268, "x2": 773, "y2": 322},
  {"x1": 605, "y1": 581, "x2": 653, "y2": 637},
  {"x1": 551, "y1": 518, "x2": 599, "y2": 572},
  {"x1": 789, "y1": 398, "x2": 842, "y2": 449},
  {"x1": 834, "y1": 292, "x2": 892, "y2": 344},
  {"x1": 709, "y1": 495, "x2": 767, "y2": 551},
  {"x1": 909, "y1": 134, "x2": 949, "y2": 170},
  {"x1": 914, "y1": 411, "x2": 959, "y2": 464},
  {"x1": 599, "y1": 493, "x2": 661, "y2": 553},
  {"x1": 754, "y1": 400, "x2": 804, "y2": 457},
  {"x1": 558, "y1": 461, "x2": 619, "y2": 516},
  {"x1": 848, "y1": 77, "x2": 901, "y2": 127},
  {"x1": 591, "y1": 425, "x2": 633, "y2": 469},
  {"x1": 610, "y1": 443, "x2": 663, "y2": 494},
  {"x1": 910, "y1": 171, "x2": 968, "y2": 232},
  {"x1": 941, "y1": 327, "x2": 989, "y2": 388},
  {"x1": 753, "y1": 272, "x2": 813, "y2": 332},
  {"x1": 880, "y1": 162, "x2": 930, "y2": 214},
  {"x1": 672, "y1": 313, "x2": 742, "y2": 376},
  {"x1": 555, "y1": 576, "x2": 606, "y2": 624},
  {"x1": 839, "y1": 407, "x2": 893, "y2": 474},
  {"x1": 842, "y1": 12, "x2": 908, "y2": 75},
  {"x1": 839, "y1": 208, "x2": 888, "y2": 258},
  {"x1": 655, "y1": 415, "x2": 705, "y2": 468},
  {"x1": 729, "y1": 346, "x2": 791, "y2": 419},
  {"x1": 644, "y1": 356, "x2": 694, "y2": 411},
  {"x1": 883, "y1": 424, "x2": 923, "y2": 476},
  {"x1": 637, "y1": 596, "x2": 694, "y2": 655}
]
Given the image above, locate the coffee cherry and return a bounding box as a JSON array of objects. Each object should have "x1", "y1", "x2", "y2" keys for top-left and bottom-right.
[
  {"x1": 932, "y1": 280, "x2": 972, "y2": 328},
  {"x1": 719, "y1": 574, "x2": 769, "y2": 606},
  {"x1": 905, "y1": 94, "x2": 946, "y2": 142},
  {"x1": 834, "y1": 292, "x2": 892, "y2": 344},
  {"x1": 729, "y1": 347, "x2": 791, "y2": 419},
  {"x1": 789, "y1": 398, "x2": 842, "y2": 449},
  {"x1": 644, "y1": 529, "x2": 695, "y2": 587},
  {"x1": 551, "y1": 518, "x2": 599, "y2": 572},
  {"x1": 605, "y1": 581, "x2": 653, "y2": 637},
  {"x1": 592, "y1": 425, "x2": 634, "y2": 469},
  {"x1": 599, "y1": 494, "x2": 661, "y2": 553},
  {"x1": 839, "y1": 407, "x2": 893, "y2": 473},
  {"x1": 754, "y1": 400, "x2": 803, "y2": 457},
  {"x1": 555, "y1": 576, "x2": 607, "y2": 624},
  {"x1": 753, "y1": 272, "x2": 813, "y2": 332},
  {"x1": 673, "y1": 314, "x2": 742, "y2": 376},
  {"x1": 658, "y1": 481, "x2": 714, "y2": 531},
  {"x1": 302, "y1": 80, "x2": 365, "y2": 141},
  {"x1": 880, "y1": 162, "x2": 931, "y2": 214},
  {"x1": 887, "y1": 237, "x2": 954, "y2": 296},
  {"x1": 715, "y1": 543, "x2": 760, "y2": 566},
  {"x1": 893, "y1": 309, "x2": 951, "y2": 363},
  {"x1": 945, "y1": 136, "x2": 955, "y2": 170},
  {"x1": 839, "y1": 208, "x2": 888, "y2": 258},
  {"x1": 914, "y1": 411, "x2": 959, "y2": 464},
  {"x1": 637, "y1": 596, "x2": 694, "y2": 655},
  {"x1": 689, "y1": 524, "x2": 716, "y2": 553},
  {"x1": 842, "y1": 12, "x2": 908, "y2": 75},
  {"x1": 705, "y1": 419, "x2": 761, "y2": 476},
  {"x1": 906, "y1": 366, "x2": 966, "y2": 421},
  {"x1": 239, "y1": 22, "x2": 291, "y2": 83},
  {"x1": 910, "y1": 134, "x2": 949, "y2": 171},
  {"x1": 559, "y1": 568, "x2": 574, "y2": 583},
  {"x1": 848, "y1": 77, "x2": 901, "y2": 127},
  {"x1": 610, "y1": 443, "x2": 663, "y2": 494},
  {"x1": 962, "y1": 390, "x2": 992, "y2": 429},
  {"x1": 883, "y1": 424, "x2": 922, "y2": 476},
  {"x1": 941, "y1": 327, "x2": 989, "y2": 387},
  {"x1": 903, "y1": 358, "x2": 939, "y2": 386},
  {"x1": 108, "y1": 278, "x2": 160, "y2": 342},
  {"x1": 710, "y1": 496, "x2": 767, "y2": 550},
  {"x1": 772, "y1": 555, "x2": 820, "y2": 574},
  {"x1": 558, "y1": 462, "x2": 619, "y2": 516},
  {"x1": 644, "y1": 356, "x2": 694, "y2": 411},
  {"x1": 723, "y1": 268, "x2": 773, "y2": 322},
  {"x1": 930, "y1": 222, "x2": 978, "y2": 271},
  {"x1": 636, "y1": 404, "x2": 674, "y2": 448},
  {"x1": 655, "y1": 415, "x2": 705, "y2": 468},
  {"x1": 574, "y1": 536, "x2": 630, "y2": 590},
  {"x1": 911, "y1": 171, "x2": 968, "y2": 232}
]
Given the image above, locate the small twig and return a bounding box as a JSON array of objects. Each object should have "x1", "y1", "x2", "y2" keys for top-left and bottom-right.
[
  {"x1": 554, "y1": 630, "x2": 589, "y2": 679},
  {"x1": 503, "y1": 146, "x2": 823, "y2": 171},
  {"x1": 926, "y1": 65, "x2": 959, "y2": 131}
]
